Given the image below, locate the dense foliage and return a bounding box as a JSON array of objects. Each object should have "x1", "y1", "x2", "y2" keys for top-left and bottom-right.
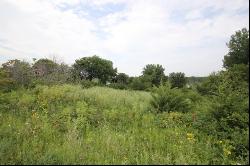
[
  {"x1": 150, "y1": 83, "x2": 192, "y2": 113},
  {"x1": 73, "y1": 55, "x2": 117, "y2": 84},
  {"x1": 142, "y1": 64, "x2": 167, "y2": 87},
  {"x1": 223, "y1": 28, "x2": 249, "y2": 69},
  {"x1": 169, "y1": 72, "x2": 187, "y2": 88}
]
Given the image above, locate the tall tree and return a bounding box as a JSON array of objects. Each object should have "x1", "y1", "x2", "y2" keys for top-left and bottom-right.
[
  {"x1": 142, "y1": 64, "x2": 167, "y2": 87},
  {"x1": 1, "y1": 59, "x2": 32, "y2": 87},
  {"x1": 73, "y1": 55, "x2": 117, "y2": 84},
  {"x1": 223, "y1": 28, "x2": 249, "y2": 69}
]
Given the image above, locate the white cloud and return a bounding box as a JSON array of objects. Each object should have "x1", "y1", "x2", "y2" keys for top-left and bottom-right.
[
  {"x1": 0, "y1": 0, "x2": 101, "y2": 64},
  {"x1": 0, "y1": 0, "x2": 249, "y2": 76}
]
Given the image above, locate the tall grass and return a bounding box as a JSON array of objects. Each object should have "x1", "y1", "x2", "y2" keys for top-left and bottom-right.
[{"x1": 0, "y1": 85, "x2": 247, "y2": 164}]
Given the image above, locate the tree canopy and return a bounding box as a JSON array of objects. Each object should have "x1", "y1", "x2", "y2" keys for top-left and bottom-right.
[
  {"x1": 169, "y1": 72, "x2": 187, "y2": 88},
  {"x1": 113, "y1": 73, "x2": 129, "y2": 84},
  {"x1": 1, "y1": 59, "x2": 32, "y2": 88},
  {"x1": 73, "y1": 55, "x2": 117, "y2": 84},
  {"x1": 223, "y1": 28, "x2": 249, "y2": 69},
  {"x1": 142, "y1": 64, "x2": 167, "y2": 87}
]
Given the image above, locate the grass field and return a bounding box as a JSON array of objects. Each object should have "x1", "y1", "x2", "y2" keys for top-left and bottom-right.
[{"x1": 0, "y1": 85, "x2": 246, "y2": 164}]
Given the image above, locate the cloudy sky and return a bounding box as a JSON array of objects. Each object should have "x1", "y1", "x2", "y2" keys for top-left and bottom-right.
[{"x1": 0, "y1": 0, "x2": 249, "y2": 76}]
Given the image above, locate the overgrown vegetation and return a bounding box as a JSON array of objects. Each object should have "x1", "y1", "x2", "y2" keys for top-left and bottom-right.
[{"x1": 0, "y1": 28, "x2": 249, "y2": 164}]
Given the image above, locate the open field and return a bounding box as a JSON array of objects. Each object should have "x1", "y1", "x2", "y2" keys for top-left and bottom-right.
[{"x1": 0, "y1": 85, "x2": 247, "y2": 165}]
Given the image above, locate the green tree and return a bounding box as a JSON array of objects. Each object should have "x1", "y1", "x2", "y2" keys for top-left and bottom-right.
[
  {"x1": 31, "y1": 58, "x2": 71, "y2": 85},
  {"x1": 113, "y1": 73, "x2": 129, "y2": 84},
  {"x1": 0, "y1": 68, "x2": 15, "y2": 92},
  {"x1": 211, "y1": 68, "x2": 249, "y2": 157},
  {"x1": 108, "y1": 73, "x2": 129, "y2": 90},
  {"x1": 73, "y1": 55, "x2": 117, "y2": 84},
  {"x1": 196, "y1": 72, "x2": 222, "y2": 96},
  {"x1": 142, "y1": 64, "x2": 167, "y2": 87},
  {"x1": 169, "y1": 72, "x2": 187, "y2": 88},
  {"x1": 223, "y1": 28, "x2": 249, "y2": 69},
  {"x1": 196, "y1": 28, "x2": 249, "y2": 158},
  {"x1": 1, "y1": 59, "x2": 32, "y2": 88}
]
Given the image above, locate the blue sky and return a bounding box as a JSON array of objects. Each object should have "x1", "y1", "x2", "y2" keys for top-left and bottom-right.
[{"x1": 0, "y1": 0, "x2": 249, "y2": 76}]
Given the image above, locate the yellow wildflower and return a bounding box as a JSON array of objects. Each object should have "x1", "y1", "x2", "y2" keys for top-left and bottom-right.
[
  {"x1": 186, "y1": 133, "x2": 195, "y2": 141},
  {"x1": 223, "y1": 148, "x2": 231, "y2": 156}
]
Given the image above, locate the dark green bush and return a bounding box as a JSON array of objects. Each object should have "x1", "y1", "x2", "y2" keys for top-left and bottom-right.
[
  {"x1": 150, "y1": 84, "x2": 192, "y2": 113},
  {"x1": 129, "y1": 76, "x2": 152, "y2": 91},
  {"x1": 194, "y1": 63, "x2": 249, "y2": 160},
  {"x1": 196, "y1": 72, "x2": 222, "y2": 96}
]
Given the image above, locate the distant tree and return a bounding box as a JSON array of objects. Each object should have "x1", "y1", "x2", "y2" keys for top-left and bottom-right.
[
  {"x1": 142, "y1": 64, "x2": 167, "y2": 86},
  {"x1": 113, "y1": 73, "x2": 129, "y2": 84},
  {"x1": 107, "y1": 73, "x2": 129, "y2": 90},
  {"x1": 130, "y1": 76, "x2": 151, "y2": 91},
  {"x1": 43, "y1": 63, "x2": 72, "y2": 84},
  {"x1": 186, "y1": 76, "x2": 207, "y2": 85},
  {"x1": 73, "y1": 55, "x2": 117, "y2": 84},
  {"x1": 223, "y1": 28, "x2": 249, "y2": 69},
  {"x1": 0, "y1": 68, "x2": 16, "y2": 92},
  {"x1": 128, "y1": 76, "x2": 135, "y2": 84},
  {"x1": 196, "y1": 72, "x2": 222, "y2": 95},
  {"x1": 1, "y1": 59, "x2": 32, "y2": 87},
  {"x1": 32, "y1": 58, "x2": 58, "y2": 76},
  {"x1": 169, "y1": 72, "x2": 187, "y2": 88}
]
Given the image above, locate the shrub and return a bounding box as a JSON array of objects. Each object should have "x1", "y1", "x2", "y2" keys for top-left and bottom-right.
[
  {"x1": 194, "y1": 64, "x2": 249, "y2": 160},
  {"x1": 129, "y1": 77, "x2": 152, "y2": 91},
  {"x1": 150, "y1": 84, "x2": 192, "y2": 113},
  {"x1": 108, "y1": 83, "x2": 128, "y2": 90},
  {"x1": 196, "y1": 72, "x2": 222, "y2": 96}
]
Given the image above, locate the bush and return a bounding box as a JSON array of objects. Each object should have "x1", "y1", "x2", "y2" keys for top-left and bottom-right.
[
  {"x1": 194, "y1": 64, "x2": 249, "y2": 160},
  {"x1": 108, "y1": 83, "x2": 128, "y2": 90},
  {"x1": 196, "y1": 72, "x2": 222, "y2": 96},
  {"x1": 129, "y1": 77, "x2": 152, "y2": 91},
  {"x1": 150, "y1": 84, "x2": 192, "y2": 113}
]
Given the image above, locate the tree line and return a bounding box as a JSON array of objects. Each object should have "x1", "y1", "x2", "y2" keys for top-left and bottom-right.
[
  {"x1": 0, "y1": 55, "x2": 188, "y2": 92},
  {"x1": 0, "y1": 28, "x2": 248, "y2": 93}
]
